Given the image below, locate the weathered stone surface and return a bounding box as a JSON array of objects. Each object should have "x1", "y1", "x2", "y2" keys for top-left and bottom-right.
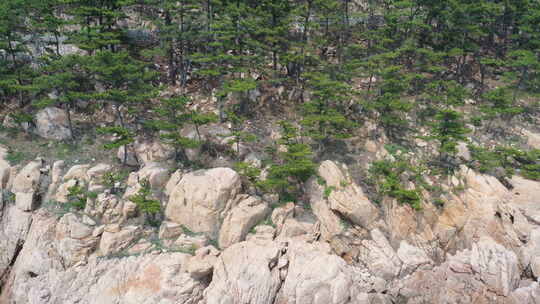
[
  {"x1": 173, "y1": 234, "x2": 209, "y2": 251},
  {"x1": 187, "y1": 246, "x2": 220, "y2": 279},
  {"x1": 219, "y1": 195, "x2": 270, "y2": 248},
  {"x1": 0, "y1": 204, "x2": 33, "y2": 281},
  {"x1": 117, "y1": 145, "x2": 139, "y2": 166},
  {"x1": 317, "y1": 160, "x2": 379, "y2": 229},
  {"x1": 205, "y1": 240, "x2": 364, "y2": 304},
  {"x1": 0, "y1": 146, "x2": 10, "y2": 190},
  {"x1": 246, "y1": 225, "x2": 276, "y2": 242},
  {"x1": 55, "y1": 213, "x2": 99, "y2": 266},
  {"x1": 35, "y1": 107, "x2": 72, "y2": 140},
  {"x1": 508, "y1": 282, "x2": 540, "y2": 304},
  {"x1": 396, "y1": 237, "x2": 520, "y2": 303},
  {"x1": 86, "y1": 163, "x2": 112, "y2": 192},
  {"x1": 165, "y1": 168, "x2": 241, "y2": 238},
  {"x1": 203, "y1": 241, "x2": 283, "y2": 304},
  {"x1": 62, "y1": 164, "x2": 91, "y2": 182},
  {"x1": 12, "y1": 159, "x2": 44, "y2": 211},
  {"x1": 158, "y1": 221, "x2": 184, "y2": 240},
  {"x1": 133, "y1": 139, "x2": 175, "y2": 164},
  {"x1": 272, "y1": 203, "x2": 316, "y2": 240},
  {"x1": 8, "y1": 218, "x2": 206, "y2": 304},
  {"x1": 397, "y1": 240, "x2": 432, "y2": 275},
  {"x1": 359, "y1": 229, "x2": 402, "y2": 281},
  {"x1": 12, "y1": 160, "x2": 43, "y2": 194},
  {"x1": 99, "y1": 225, "x2": 141, "y2": 256}
]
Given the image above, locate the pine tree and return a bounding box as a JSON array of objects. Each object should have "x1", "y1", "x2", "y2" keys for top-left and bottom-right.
[
  {"x1": 300, "y1": 71, "x2": 356, "y2": 150},
  {"x1": 146, "y1": 96, "x2": 215, "y2": 163},
  {"x1": 429, "y1": 109, "x2": 470, "y2": 156},
  {"x1": 34, "y1": 55, "x2": 93, "y2": 140},
  {"x1": 261, "y1": 121, "x2": 316, "y2": 201}
]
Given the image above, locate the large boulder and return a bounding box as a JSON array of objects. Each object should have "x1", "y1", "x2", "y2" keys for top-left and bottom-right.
[
  {"x1": 218, "y1": 195, "x2": 270, "y2": 248},
  {"x1": 35, "y1": 107, "x2": 72, "y2": 140},
  {"x1": 165, "y1": 168, "x2": 241, "y2": 238}
]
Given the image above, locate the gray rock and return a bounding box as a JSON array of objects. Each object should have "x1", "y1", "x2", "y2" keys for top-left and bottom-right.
[{"x1": 35, "y1": 107, "x2": 72, "y2": 140}]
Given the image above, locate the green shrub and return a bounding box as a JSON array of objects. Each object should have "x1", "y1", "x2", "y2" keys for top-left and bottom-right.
[
  {"x1": 369, "y1": 159, "x2": 422, "y2": 210},
  {"x1": 67, "y1": 183, "x2": 89, "y2": 210},
  {"x1": 128, "y1": 179, "x2": 161, "y2": 226},
  {"x1": 469, "y1": 145, "x2": 540, "y2": 181}
]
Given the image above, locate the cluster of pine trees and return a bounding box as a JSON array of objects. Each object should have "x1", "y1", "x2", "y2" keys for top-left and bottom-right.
[{"x1": 1, "y1": 0, "x2": 539, "y2": 203}]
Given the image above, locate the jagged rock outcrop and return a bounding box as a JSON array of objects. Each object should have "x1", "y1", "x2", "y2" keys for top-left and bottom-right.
[
  {"x1": 394, "y1": 237, "x2": 520, "y2": 303},
  {"x1": 1, "y1": 155, "x2": 540, "y2": 304}
]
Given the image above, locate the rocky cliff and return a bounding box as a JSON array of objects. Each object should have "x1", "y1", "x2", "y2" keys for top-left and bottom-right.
[{"x1": 1, "y1": 130, "x2": 540, "y2": 304}]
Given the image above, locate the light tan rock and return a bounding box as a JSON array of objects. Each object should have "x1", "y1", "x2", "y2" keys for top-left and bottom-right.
[
  {"x1": 317, "y1": 160, "x2": 378, "y2": 229},
  {"x1": 274, "y1": 241, "x2": 363, "y2": 304},
  {"x1": 158, "y1": 221, "x2": 184, "y2": 240},
  {"x1": 246, "y1": 225, "x2": 275, "y2": 242},
  {"x1": 271, "y1": 203, "x2": 316, "y2": 240},
  {"x1": 397, "y1": 240, "x2": 432, "y2": 275},
  {"x1": 133, "y1": 139, "x2": 175, "y2": 164},
  {"x1": 15, "y1": 192, "x2": 36, "y2": 212},
  {"x1": 508, "y1": 282, "x2": 540, "y2": 304},
  {"x1": 523, "y1": 129, "x2": 540, "y2": 149},
  {"x1": 164, "y1": 169, "x2": 183, "y2": 196},
  {"x1": 12, "y1": 159, "x2": 43, "y2": 194},
  {"x1": 165, "y1": 167, "x2": 241, "y2": 238},
  {"x1": 62, "y1": 164, "x2": 91, "y2": 182},
  {"x1": 187, "y1": 246, "x2": 220, "y2": 279},
  {"x1": 0, "y1": 151, "x2": 10, "y2": 190},
  {"x1": 55, "y1": 213, "x2": 99, "y2": 266},
  {"x1": 396, "y1": 237, "x2": 520, "y2": 303},
  {"x1": 205, "y1": 240, "x2": 363, "y2": 304},
  {"x1": 203, "y1": 241, "x2": 283, "y2": 304},
  {"x1": 88, "y1": 192, "x2": 124, "y2": 224},
  {"x1": 54, "y1": 179, "x2": 78, "y2": 203},
  {"x1": 0, "y1": 204, "x2": 33, "y2": 279},
  {"x1": 117, "y1": 145, "x2": 139, "y2": 166},
  {"x1": 12, "y1": 159, "x2": 43, "y2": 211},
  {"x1": 306, "y1": 176, "x2": 343, "y2": 240},
  {"x1": 173, "y1": 234, "x2": 209, "y2": 251},
  {"x1": 219, "y1": 196, "x2": 270, "y2": 248},
  {"x1": 136, "y1": 162, "x2": 169, "y2": 190},
  {"x1": 87, "y1": 163, "x2": 112, "y2": 192},
  {"x1": 99, "y1": 225, "x2": 141, "y2": 256},
  {"x1": 359, "y1": 229, "x2": 402, "y2": 281}
]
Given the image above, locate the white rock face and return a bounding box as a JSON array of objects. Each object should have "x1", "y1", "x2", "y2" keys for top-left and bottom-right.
[
  {"x1": 35, "y1": 107, "x2": 72, "y2": 140},
  {"x1": 218, "y1": 195, "x2": 270, "y2": 248},
  {"x1": 165, "y1": 168, "x2": 241, "y2": 238}
]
